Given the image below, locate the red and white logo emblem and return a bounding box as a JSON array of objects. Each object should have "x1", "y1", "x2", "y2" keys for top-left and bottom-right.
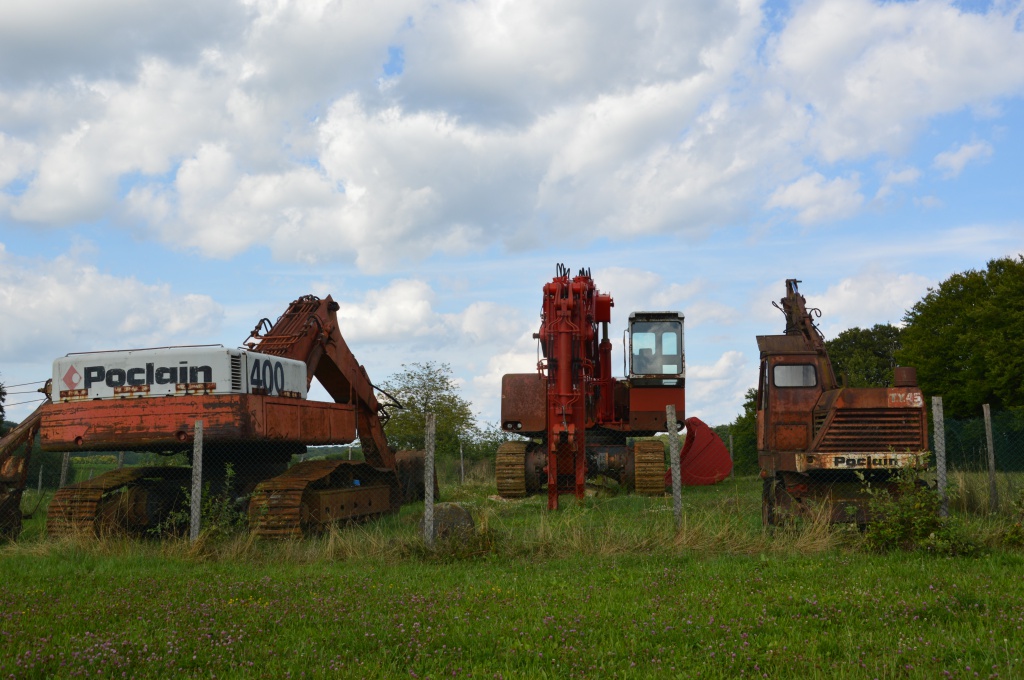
[{"x1": 63, "y1": 365, "x2": 82, "y2": 390}]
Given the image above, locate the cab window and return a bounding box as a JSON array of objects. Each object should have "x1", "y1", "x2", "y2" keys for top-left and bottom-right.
[
  {"x1": 774, "y1": 364, "x2": 817, "y2": 387},
  {"x1": 631, "y1": 321, "x2": 682, "y2": 375}
]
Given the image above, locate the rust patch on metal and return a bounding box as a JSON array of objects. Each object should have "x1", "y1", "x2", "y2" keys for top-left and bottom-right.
[
  {"x1": 813, "y1": 408, "x2": 925, "y2": 453},
  {"x1": 500, "y1": 374, "x2": 546, "y2": 433},
  {"x1": 40, "y1": 395, "x2": 358, "y2": 452},
  {"x1": 773, "y1": 423, "x2": 809, "y2": 450},
  {"x1": 113, "y1": 384, "x2": 151, "y2": 396}
]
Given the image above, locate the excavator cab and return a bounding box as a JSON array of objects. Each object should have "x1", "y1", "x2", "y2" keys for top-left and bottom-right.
[
  {"x1": 627, "y1": 312, "x2": 685, "y2": 386},
  {"x1": 625, "y1": 312, "x2": 686, "y2": 433}
]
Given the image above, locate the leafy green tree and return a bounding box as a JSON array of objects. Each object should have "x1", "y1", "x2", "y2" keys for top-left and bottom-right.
[
  {"x1": 0, "y1": 378, "x2": 6, "y2": 426},
  {"x1": 715, "y1": 388, "x2": 758, "y2": 475},
  {"x1": 898, "y1": 256, "x2": 1024, "y2": 419},
  {"x1": 378, "y1": 362, "x2": 476, "y2": 459},
  {"x1": 826, "y1": 324, "x2": 902, "y2": 388}
]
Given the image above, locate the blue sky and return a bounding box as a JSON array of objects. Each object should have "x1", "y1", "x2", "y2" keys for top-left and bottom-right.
[{"x1": 1, "y1": 0, "x2": 1023, "y2": 428}]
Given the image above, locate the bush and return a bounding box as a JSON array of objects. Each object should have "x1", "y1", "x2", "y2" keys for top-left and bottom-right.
[
  {"x1": 864, "y1": 467, "x2": 980, "y2": 556},
  {"x1": 157, "y1": 464, "x2": 247, "y2": 538}
]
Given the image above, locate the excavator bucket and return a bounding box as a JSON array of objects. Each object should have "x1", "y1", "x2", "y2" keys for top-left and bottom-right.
[{"x1": 665, "y1": 417, "x2": 733, "y2": 487}]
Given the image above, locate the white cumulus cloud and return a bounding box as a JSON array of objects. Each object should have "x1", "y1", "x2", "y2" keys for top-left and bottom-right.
[
  {"x1": 0, "y1": 244, "x2": 223, "y2": 361},
  {"x1": 767, "y1": 0, "x2": 1024, "y2": 161},
  {"x1": 933, "y1": 140, "x2": 994, "y2": 178},
  {"x1": 765, "y1": 172, "x2": 864, "y2": 225},
  {"x1": 804, "y1": 270, "x2": 934, "y2": 335}
]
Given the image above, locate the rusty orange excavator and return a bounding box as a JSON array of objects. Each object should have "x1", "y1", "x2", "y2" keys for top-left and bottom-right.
[
  {"x1": 757, "y1": 280, "x2": 929, "y2": 524},
  {"x1": 0, "y1": 295, "x2": 428, "y2": 540},
  {"x1": 496, "y1": 264, "x2": 733, "y2": 509}
]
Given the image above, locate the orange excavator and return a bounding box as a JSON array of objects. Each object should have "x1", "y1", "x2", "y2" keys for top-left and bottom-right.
[
  {"x1": 0, "y1": 294, "x2": 428, "y2": 539},
  {"x1": 496, "y1": 265, "x2": 733, "y2": 509},
  {"x1": 757, "y1": 280, "x2": 929, "y2": 524}
]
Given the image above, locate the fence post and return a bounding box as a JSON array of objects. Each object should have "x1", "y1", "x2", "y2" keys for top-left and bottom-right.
[
  {"x1": 59, "y1": 452, "x2": 70, "y2": 488},
  {"x1": 983, "y1": 404, "x2": 999, "y2": 513},
  {"x1": 728, "y1": 433, "x2": 734, "y2": 479},
  {"x1": 932, "y1": 396, "x2": 947, "y2": 518},
  {"x1": 460, "y1": 440, "x2": 465, "y2": 485},
  {"x1": 190, "y1": 420, "x2": 203, "y2": 542},
  {"x1": 37, "y1": 466, "x2": 43, "y2": 495},
  {"x1": 666, "y1": 405, "x2": 683, "y2": 532},
  {"x1": 424, "y1": 413, "x2": 436, "y2": 549},
  {"x1": 117, "y1": 451, "x2": 124, "y2": 469}
]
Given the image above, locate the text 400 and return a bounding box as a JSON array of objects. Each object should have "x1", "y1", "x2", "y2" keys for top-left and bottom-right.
[{"x1": 250, "y1": 359, "x2": 286, "y2": 394}]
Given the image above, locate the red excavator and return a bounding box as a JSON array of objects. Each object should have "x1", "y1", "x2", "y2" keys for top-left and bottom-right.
[
  {"x1": 0, "y1": 294, "x2": 427, "y2": 539},
  {"x1": 757, "y1": 280, "x2": 929, "y2": 524},
  {"x1": 496, "y1": 264, "x2": 732, "y2": 509}
]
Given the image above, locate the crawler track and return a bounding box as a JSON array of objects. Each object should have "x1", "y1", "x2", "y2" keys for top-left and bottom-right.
[
  {"x1": 248, "y1": 459, "x2": 398, "y2": 538},
  {"x1": 633, "y1": 441, "x2": 666, "y2": 496},
  {"x1": 47, "y1": 466, "x2": 191, "y2": 536},
  {"x1": 495, "y1": 442, "x2": 529, "y2": 498}
]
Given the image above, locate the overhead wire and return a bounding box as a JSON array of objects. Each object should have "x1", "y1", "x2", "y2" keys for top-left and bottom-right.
[
  {"x1": 3, "y1": 398, "x2": 46, "y2": 407},
  {"x1": 0, "y1": 380, "x2": 46, "y2": 389}
]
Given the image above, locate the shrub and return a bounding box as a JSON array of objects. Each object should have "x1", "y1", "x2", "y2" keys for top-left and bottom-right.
[
  {"x1": 864, "y1": 467, "x2": 979, "y2": 556},
  {"x1": 157, "y1": 464, "x2": 247, "y2": 538}
]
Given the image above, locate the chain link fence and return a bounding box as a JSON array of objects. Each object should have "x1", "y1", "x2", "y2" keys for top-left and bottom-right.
[
  {"x1": 932, "y1": 405, "x2": 1024, "y2": 515},
  {"x1": 25, "y1": 403, "x2": 1024, "y2": 536}
]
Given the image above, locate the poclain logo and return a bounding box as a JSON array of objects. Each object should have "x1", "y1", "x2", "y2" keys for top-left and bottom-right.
[{"x1": 63, "y1": 365, "x2": 82, "y2": 390}]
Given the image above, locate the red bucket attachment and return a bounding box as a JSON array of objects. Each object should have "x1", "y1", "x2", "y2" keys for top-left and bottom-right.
[{"x1": 665, "y1": 417, "x2": 732, "y2": 487}]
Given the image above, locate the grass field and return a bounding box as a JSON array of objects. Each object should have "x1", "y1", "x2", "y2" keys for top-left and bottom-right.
[{"x1": 3, "y1": 473, "x2": 1023, "y2": 679}]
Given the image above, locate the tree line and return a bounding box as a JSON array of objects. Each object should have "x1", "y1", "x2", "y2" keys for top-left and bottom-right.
[{"x1": 717, "y1": 255, "x2": 1024, "y2": 475}]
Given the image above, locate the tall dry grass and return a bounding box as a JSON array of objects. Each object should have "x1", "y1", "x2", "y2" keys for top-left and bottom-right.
[
  {"x1": 948, "y1": 470, "x2": 1024, "y2": 515},
  {"x1": 15, "y1": 474, "x2": 1024, "y2": 564}
]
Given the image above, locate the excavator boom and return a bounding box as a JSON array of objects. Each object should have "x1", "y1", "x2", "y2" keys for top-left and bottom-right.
[
  {"x1": 0, "y1": 398, "x2": 48, "y2": 539},
  {"x1": 243, "y1": 295, "x2": 394, "y2": 469}
]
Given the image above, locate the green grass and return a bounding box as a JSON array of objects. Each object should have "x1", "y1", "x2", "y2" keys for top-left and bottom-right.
[
  {"x1": 69, "y1": 462, "x2": 118, "y2": 483},
  {"x1": 3, "y1": 474, "x2": 1024, "y2": 678}
]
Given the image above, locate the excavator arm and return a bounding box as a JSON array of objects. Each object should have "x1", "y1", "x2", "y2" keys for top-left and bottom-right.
[
  {"x1": 775, "y1": 279, "x2": 838, "y2": 390},
  {"x1": 244, "y1": 295, "x2": 395, "y2": 470},
  {"x1": 0, "y1": 391, "x2": 49, "y2": 539}
]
